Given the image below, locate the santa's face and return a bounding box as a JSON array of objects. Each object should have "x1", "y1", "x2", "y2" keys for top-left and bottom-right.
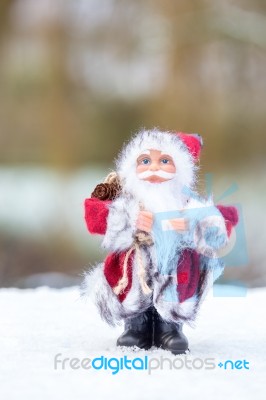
[{"x1": 136, "y1": 149, "x2": 176, "y2": 183}]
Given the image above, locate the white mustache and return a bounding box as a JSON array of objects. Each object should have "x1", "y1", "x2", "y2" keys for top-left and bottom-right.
[{"x1": 137, "y1": 170, "x2": 176, "y2": 180}]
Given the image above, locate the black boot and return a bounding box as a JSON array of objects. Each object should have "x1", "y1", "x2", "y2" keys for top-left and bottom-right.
[
  {"x1": 116, "y1": 307, "x2": 153, "y2": 350},
  {"x1": 153, "y1": 308, "x2": 189, "y2": 355}
]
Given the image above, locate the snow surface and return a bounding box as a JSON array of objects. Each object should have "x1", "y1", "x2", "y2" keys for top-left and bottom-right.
[{"x1": 0, "y1": 285, "x2": 265, "y2": 400}]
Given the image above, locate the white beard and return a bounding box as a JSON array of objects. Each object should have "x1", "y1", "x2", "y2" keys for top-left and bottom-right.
[
  {"x1": 123, "y1": 173, "x2": 187, "y2": 288},
  {"x1": 123, "y1": 172, "x2": 187, "y2": 213},
  {"x1": 121, "y1": 171, "x2": 192, "y2": 284}
]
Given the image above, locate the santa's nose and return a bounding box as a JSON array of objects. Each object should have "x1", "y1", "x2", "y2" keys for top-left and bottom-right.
[{"x1": 149, "y1": 162, "x2": 159, "y2": 171}]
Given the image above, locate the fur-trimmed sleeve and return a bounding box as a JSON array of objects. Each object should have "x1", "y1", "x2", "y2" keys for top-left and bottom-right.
[
  {"x1": 84, "y1": 198, "x2": 111, "y2": 235},
  {"x1": 216, "y1": 205, "x2": 239, "y2": 237},
  {"x1": 101, "y1": 194, "x2": 139, "y2": 252}
]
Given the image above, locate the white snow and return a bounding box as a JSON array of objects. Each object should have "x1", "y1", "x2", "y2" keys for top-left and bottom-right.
[{"x1": 0, "y1": 285, "x2": 265, "y2": 400}]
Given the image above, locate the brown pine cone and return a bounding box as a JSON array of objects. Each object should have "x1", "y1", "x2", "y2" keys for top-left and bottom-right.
[{"x1": 91, "y1": 182, "x2": 121, "y2": 201}]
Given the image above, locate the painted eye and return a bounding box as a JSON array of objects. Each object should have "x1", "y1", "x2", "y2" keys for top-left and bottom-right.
[
  {"x1": 161, "y1": 158, "x2": 170, "y2": 164},
  {"x1": 141, "y1": 158, "x2": 150, "y2": 165}
]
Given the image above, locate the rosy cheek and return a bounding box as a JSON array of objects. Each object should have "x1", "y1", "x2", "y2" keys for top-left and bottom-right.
[
  {"x1": 136, "y1": 164, "x2": 148, "y2": 173},
  {"x1": 161, "y1": 164, "x2": 176, "y2": 173}
]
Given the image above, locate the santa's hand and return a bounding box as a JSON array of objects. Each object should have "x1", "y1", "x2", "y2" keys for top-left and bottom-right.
[
  {"x1": 136, "y1": 211, "x2": 153, "y2": 233},
  {"x1": 169, "y1": 218, "x2": 189, "y2": 231}
]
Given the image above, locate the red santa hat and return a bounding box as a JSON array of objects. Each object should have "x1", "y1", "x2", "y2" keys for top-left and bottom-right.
[
  {"x1": 176, "y1": 132, "x2": 203, "y2": 161},
  {"x1": 116, "y1": 129, "x2": 203, "y2": 190}
]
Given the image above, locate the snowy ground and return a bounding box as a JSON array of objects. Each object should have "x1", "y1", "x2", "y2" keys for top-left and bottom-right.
[{"x1": 0, "y1": 285, "x2": 265, "y2": 400}]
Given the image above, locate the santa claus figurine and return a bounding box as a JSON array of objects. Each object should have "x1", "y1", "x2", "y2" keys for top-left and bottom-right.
[{"x1": 81, "y1": 129, "x2": 238, "y2": 355}]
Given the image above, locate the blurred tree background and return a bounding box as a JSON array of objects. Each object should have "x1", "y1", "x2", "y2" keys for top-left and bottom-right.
[{"x1": 0, "y1": 0, "x2": 265, "y2": 288}]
